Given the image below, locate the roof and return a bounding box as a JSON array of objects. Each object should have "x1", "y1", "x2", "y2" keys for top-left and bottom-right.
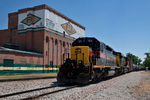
[
  {"x1": 77, "y1": 37, "x2": 100, "y2": 43},
  {"x1": 9, "y1": 4, "x2": 85, "y2": 30},
  {"x1": 0, "y1": 47, "x2": 43, "y2": 56},
  {"x1": 106, "y1": 45, "x2": 113, "y2": 51}
]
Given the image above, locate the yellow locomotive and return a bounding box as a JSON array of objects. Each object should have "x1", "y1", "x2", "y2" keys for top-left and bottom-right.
[{"x1": 57, "y1": 37, "x2": 133, "y2": 84}]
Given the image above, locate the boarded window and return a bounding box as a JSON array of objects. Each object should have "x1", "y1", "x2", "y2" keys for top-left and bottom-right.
[{"x1": 3, "y1": 59, "x2": 14, "y2": 67}]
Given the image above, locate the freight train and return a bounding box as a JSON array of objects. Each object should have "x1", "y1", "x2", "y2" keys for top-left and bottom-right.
[{"x1": 57, "y1": 37, "x2": 133, "y2": 84}]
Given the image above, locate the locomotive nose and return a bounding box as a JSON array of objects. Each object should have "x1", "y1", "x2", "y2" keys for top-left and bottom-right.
[{"x1": 67, "y1": 72, "x2": 73, "y2": 78}]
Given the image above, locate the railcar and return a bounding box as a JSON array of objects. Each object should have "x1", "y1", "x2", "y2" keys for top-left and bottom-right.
[{"x1": 57, "y1": 37, "x2": 133, "y2": 84}]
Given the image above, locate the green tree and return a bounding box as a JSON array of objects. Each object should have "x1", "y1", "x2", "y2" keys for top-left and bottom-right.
[
  {"x1": 126, "y1": 53, "x2": 142, "y2": 65},
  {"x1": 137, "y1": 58, "x2": 142, "y2": 65},
  {"x1": 143, "y1": 52, "x2": 150, "y2": 68},
  {"x1": 144, "y1": 52, "x2": 150, "y2": 58}
]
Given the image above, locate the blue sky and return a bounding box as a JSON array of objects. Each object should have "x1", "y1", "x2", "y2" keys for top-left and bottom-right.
[{"x1": 0, "y1": 0, "x2": 150, "y2": 61}]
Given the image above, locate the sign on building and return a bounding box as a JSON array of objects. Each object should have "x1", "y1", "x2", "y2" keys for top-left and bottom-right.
[{"x1": 18, "y1": 8, "x2": 85, "y2": 38}]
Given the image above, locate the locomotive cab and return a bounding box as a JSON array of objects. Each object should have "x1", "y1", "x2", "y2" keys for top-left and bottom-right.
[{"x1": 57, "y1": 46, "x2": 93, "y2": 84}]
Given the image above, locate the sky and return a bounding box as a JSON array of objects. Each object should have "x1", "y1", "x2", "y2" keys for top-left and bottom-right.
[{"x1": 0, "y1": 0, "x2": 150, "y2": 61}]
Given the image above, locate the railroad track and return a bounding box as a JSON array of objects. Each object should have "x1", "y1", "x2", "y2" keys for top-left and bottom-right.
[
  {"x1": 0, "y1": 84, "x2": 78, "y2": 100},
  {"x1": 22, "y1": 85, "x2": 78, "y2": 100},
  {"x1": 0, "y1": 76, "x2": 56, "y2": 82}
]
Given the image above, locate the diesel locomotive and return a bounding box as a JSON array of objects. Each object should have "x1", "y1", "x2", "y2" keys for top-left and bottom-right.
[{"x1": 57, "y1": 37, "x2": 133, "y2": 83}]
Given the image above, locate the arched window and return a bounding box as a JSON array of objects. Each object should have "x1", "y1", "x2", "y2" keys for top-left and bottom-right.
[
  {"x1": 55, "y1": 39, "x2": 58, "y2": 45},
  {"x1": 63, "y1": 41, "x2": 65, "y2": 47},
  {"x1": 46, "y1": 36, "x2": 49, "y2": 43},
  {"x1": 46, "y1": 36, "x2": 50, "y2": 64}
]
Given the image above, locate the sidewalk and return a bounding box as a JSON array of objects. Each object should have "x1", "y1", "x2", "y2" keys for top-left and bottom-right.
[{"x1": 0, "y1": 73, "x2": 57, "y2": 82}]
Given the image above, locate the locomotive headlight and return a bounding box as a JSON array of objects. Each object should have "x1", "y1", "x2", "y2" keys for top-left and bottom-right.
[{"x1": 78, "y1": 60, "x2": 82, "y2": 64}]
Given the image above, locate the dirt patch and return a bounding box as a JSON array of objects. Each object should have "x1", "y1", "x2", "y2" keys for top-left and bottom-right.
[
  {"x1": 139, "y1": 82, "x2": 150, "y2": 92},
  {"x1": 132, "y1": 82, "x2": 150, "y2": 93},
  {"x1": 142, "y1": 71, "x2": 150, "y2": 74},
  {"x1": 130, "y1": 71, "x2": 150, "y2": 100}
]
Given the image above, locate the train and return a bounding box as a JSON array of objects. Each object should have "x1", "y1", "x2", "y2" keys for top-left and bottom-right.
[{"x1": 57, "y1": 37, "x2": 134, "y2": 84}]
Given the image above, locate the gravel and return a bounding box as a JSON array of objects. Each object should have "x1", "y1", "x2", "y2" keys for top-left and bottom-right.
[
  {"x1": 0, "y1": 78, "x2": 56, "y2": 95},
  {"x1": 40, "y1": 71, "x2": 145, "y2": 100},
  {"x1": 0, "y1": 71, "x2": 149, "y2": 100},
  {"x1": 129, "y1": 72, "x2": 150, "y2": 100}
]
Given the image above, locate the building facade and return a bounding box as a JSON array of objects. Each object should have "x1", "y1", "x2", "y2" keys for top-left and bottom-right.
[{"x1": 0, "y1": 4, "x2": 85, "y2": 75}]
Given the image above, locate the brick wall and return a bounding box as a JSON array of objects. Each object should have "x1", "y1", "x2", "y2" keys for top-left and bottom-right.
[
  {"x1": 0, "y1": 51, "x2": 43, "y2": 65},
  {"x1": 8, "y1": 13, "x2": 19, "y2": 45},
  {"x1": 17, "y1": 31, "x2": 44, "y2": 53},
  {"x1": 0, "y1": 29, "x2": 10, "y2": 46},
  {"x1": 44, "y1": 30, "x2": 72, "y2": 66}
]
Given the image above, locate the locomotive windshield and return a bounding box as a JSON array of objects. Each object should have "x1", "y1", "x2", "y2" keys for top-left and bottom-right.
[{"x1": 72, "y1": 37, "x2": 100, "y2": 51}]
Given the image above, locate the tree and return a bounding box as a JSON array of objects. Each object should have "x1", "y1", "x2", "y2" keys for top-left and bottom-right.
[
  {"x1": 144, "y1": 52, "x2": 150, "y2": 58},
  {"x1": 126, "y1": 53, "x2": 142, "y2": 65},
  {"x1": 143, "y1": 52, "x2": 150, "y2": 68},
  {"x1": 137, "y1": 58, "x2": 142, "y2": 65}
]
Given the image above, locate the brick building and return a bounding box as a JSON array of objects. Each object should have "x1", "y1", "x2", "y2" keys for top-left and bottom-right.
[{"x1": 0, "y1": 4, "x2": 85, "y2": 75}]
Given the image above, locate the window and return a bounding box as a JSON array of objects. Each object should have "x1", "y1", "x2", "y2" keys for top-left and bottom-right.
[
  {"x1": 63, "y1": 42, "x2": 65, "y2": 47},
  {"x1": 55, "y1": 39, "x2": 58, "y2": 45},
  {"x1": 3, "y1": 59, "x2": 14, "y2": 67},
  {"x1": 46, "y1": 37, "x2": 49, "y2": 43}
]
